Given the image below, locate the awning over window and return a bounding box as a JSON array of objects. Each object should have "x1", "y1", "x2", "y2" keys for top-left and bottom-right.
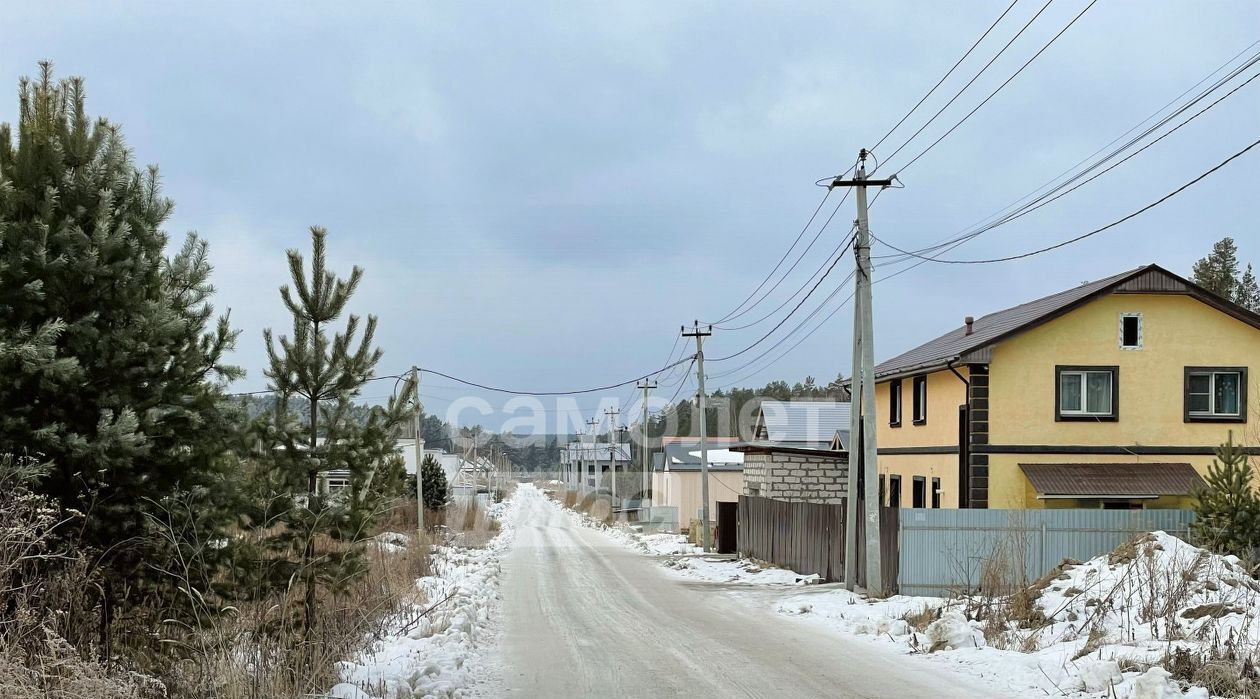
[{"x1": 1019, "y1": 462, "x2": 1204, "y2": 499}]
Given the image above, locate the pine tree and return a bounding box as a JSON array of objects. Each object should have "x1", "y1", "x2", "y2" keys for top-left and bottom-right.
[
  {"x1": 420, "y1": 454, "x2": 449, "y2": 511},
  {"x1": 1191, "y1": 432, "x2": 1260, "y2": 558},
  {"x1": 1237, "y1": 264, "x2": 1260, "y2": 313},
  {"x1": 1192, "y1": 237, "x2": 1241, "y2": 300},
  {"x1": 244, "y1": 226, "x2": 415, "y2": 634},
  {"x1": 0, "y1": 65, "x2": 242, "y2": 633}
]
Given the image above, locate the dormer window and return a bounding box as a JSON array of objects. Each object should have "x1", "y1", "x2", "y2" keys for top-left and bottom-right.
[{"x1": 1120, "y1": 313, "x2": 1142, "y2": 349}]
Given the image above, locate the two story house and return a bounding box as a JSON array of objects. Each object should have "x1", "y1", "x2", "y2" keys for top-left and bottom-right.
[{"x1": 872, "y1": 264, "x2": 1259, "y2": 510}]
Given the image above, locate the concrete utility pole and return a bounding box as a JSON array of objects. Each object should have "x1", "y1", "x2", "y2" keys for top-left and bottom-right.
[
  {"x1": 637, "y1": 379, "x2": 656, "y2": 514},
  {"x1": 682, "y1": 322, "x2": 713, "y2": 553},
  {"x1": 832, "y1": 149, "x2": 893, "y2": 595},
  {"x1": 605, "y1": 408, "x2": 620, "y2": 498},
  {"x1": 585, "y1": 417, "x2": 600, "y2": 493},
  {"x1": 412, "y1": 366, "x2": 425, "y2": 537}
]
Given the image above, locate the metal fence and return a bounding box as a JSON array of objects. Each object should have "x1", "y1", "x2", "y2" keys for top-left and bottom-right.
[{"x1": 897, "y1": 508, "x2": 1197, "y2": 597}]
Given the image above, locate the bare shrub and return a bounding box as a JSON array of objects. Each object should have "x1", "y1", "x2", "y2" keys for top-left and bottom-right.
[
  {"x1": 146, "y1": 493, "x2": 436, "y2": 699},
  {"x1": 0, "y1": 456, "x2": 157, "y2": 697}
]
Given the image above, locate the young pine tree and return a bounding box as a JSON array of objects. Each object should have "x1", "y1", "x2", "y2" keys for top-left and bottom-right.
[
  {"x1": 1191, "y1": 432, "x2": 1260, "y2": 559},
  {"x1": 242, "y1": 226, "x2": 414, "y2": 634},
  {"x1": 0, "y1": 64, "x2": 242, "y2": 641},
  {"x1": 419, "y1": 454, "x2": 450, "y2": 511}
]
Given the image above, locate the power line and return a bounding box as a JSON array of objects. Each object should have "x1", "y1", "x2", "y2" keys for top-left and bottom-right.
[
  {"x1": 891, "y1": 0, "x2": 1098, "y2": 175},
  {"x1": 881, "y1": 137, "x2": 1260, "y2": 265},
  {"x1": 704, "y1": 188, "x2": 834, "y2": 325},
  {"x1": 708, "y1": 227, "x2": 859, "y2": 363},
  {"x1": 875, "y1": 0, "x2": 1058, "y2": 171},
  {"x1": 870, "y1": 0, "x2": 1022, "y2": 153},
  {"x1": 419, "y1": 354, "x2": 696, "y2": 396},
  {"x1": 870, "y1": 41, "x2": 1260, "y2": 263},
  {"x1": 710, "y1": 188, "x2": 853, "y2": 326},
  {"x1": 715, "y1": 221, "x2": 859, "y2": 332}
]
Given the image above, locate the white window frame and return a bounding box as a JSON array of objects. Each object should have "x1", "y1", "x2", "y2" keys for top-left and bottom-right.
[
  {"x1": 1187, "y1": 370, "x2": 1242, "y2": 418},
  {"x1": 1119, "y1": 312, "x2": 1143, "y2": 350},
  {"x1": 1059, "y1": 369, "x2": 1114, "y2": 417},
  {"x1": 912, "y1": 375, "x2": 928, "y2": 424}
]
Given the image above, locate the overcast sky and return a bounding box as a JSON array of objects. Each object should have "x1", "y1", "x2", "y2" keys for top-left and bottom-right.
[{"x1": 3, "y1": 1, "x2": 1257, "y2": 432}]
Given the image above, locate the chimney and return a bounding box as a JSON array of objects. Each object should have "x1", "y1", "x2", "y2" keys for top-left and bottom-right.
[{"x1": 964, "y1": 316, "x2": 974, "y2": 336}]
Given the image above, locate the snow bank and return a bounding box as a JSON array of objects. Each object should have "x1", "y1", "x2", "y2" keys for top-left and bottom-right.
[
  {"x1": 776, "y1": 531, "x2": 1252, "y2": 697},
  {"x1": 330, "y1": 491, "x2": 521, "y2": 698},
  {"x1": 544, "y1": 494, "x2": 821, "y2": 586}
]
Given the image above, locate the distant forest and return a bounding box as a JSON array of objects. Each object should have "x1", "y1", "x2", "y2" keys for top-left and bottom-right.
[{"x1": 235, "y1": 373, "x2": 846, "y2": 471}]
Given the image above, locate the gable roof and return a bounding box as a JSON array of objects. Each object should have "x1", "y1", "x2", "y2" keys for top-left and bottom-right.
[
  {"x1": 871, "y1": 264, "x2": 1260, "y2": 380},
  {"x1": 754, "y1": 400, "x2": 851, "y2": 449}
]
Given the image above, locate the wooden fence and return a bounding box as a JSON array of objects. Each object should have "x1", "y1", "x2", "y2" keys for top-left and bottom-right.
[{"x1": 737, "y1": 495, "x2": 898, "y2": 591}]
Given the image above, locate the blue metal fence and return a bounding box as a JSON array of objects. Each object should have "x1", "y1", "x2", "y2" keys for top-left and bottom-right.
[{"x1": 897, "y1": 508, "x2": 1196, "y2": 597}]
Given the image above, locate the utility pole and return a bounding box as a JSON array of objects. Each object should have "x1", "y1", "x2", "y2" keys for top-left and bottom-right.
[
  {"x1": 637, "y1": 379, "x2": 656, "y2": 515},
  {"x1": 605, "y1": 407, "x2": 620, "y2": 499},
  {"x1": 682, "y1": 322, "x2": 713, "y2": 553},
  {"x1": 832, "y1": 149, "x2": 893, "y2": 595},
  {"x1": 412, "y1": 366, "x2": 425, "y2": 538},
  {"x1": 585, "y1": 416, "x2": 600, "y2": 493}
]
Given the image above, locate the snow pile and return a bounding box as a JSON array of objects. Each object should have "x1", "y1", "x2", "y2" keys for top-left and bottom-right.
[
  {"x1": 544, "y1": 494, "x2": 821, "y2": 585},
  {"x1": 663, "y1": 555, "x2": 821, "y2": 585},
  {"x1": 371, "y1": 531, "x2": 411, "y2": 553},
  {"x1": 776, "y1": 531, "x2": 1251, "y2": 697},
  {"x1": 926, "y1": 611, "x2": 986, "y2": 650},
  {"x1": 329, "y1": 492, "x2": 521, "y2": 699}
]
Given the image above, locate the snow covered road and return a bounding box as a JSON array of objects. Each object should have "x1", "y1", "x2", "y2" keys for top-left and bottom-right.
[{"x1": 498, "y1": 488, "x2": 1004, "y2": 698}]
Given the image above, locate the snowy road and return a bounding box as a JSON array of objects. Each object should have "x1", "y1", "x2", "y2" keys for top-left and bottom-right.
[{"x1": 499, "y1": 488, "x2": 1005, "y2": 698}]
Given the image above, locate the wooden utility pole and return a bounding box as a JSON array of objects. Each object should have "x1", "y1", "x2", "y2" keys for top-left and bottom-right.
[
  {"x1": 682, "y1": 322, "x2": 713, "y2": 552},
  {"x1": 832, "y1": 149, "x2": 893, "y2": 595}
]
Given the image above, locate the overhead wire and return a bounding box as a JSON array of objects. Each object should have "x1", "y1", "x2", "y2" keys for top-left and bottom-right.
[
  {"x1": 869, "y1": 40, "x2": 1260, "y2": 266},
  {"x1": 707, "y1": 225, "x2": 859, "y2": 363},
  {"x1": 878, "y1": 41, "x2": 1260, "y2": 260},
  {"x1": 874, "y1": 0, "x2": 1059, "y2": 171},
  {"x1": 876, "y1": 137, "x2": 1260, "y2": 265},
  {"x1": 889, "y1": 0, "x2": 1098, "y2": 176}
]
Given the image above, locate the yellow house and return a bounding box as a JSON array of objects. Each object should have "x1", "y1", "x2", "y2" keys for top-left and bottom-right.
[{"x1": 871, "y1": 264, "x2": 1260, "y2": 510}]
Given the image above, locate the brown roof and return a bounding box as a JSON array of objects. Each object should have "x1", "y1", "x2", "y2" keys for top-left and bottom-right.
[
  {"x1": 868, "y1": 264, "x2": 1260, "y2": 381},
  {"x1": 1019, "y1": 462, "x2": 1204, "y2": 498}
]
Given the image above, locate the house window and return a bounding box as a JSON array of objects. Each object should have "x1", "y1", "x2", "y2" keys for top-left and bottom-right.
[
  {"x1": 888, "y1": 475, "x2": 902, "y2": 508},
  {"x1": 912, "y1": 476, "x2": 926, "y2": 508},
  {"x1": 1120, "y1": 313, "x2": 1142, "y2": 349},
  {"x1": 1185, "y1": 367, "x2": 1247, "y2": 422},
  {"x1": 878, "y1": 474, "x2": 886, "y2": 505},
  {"x1": 1056, "y1": 366, "x2": 1118, "y2": 421},
  {"x1": 912, "y1": 375, "x2": 928, "y2": 424},
  {"x1": 931, "y1": 477, "x2": 941, "y2": 509},
  {"x1": 889, "y1": 379, "x2": 902, "y2": 427}
]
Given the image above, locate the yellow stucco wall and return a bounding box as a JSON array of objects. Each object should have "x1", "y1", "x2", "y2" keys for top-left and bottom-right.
[
  {"x1": 872, "y1": 367, "x2": 970, "y2": 507},
  {"x1": 987, "y1": 293, "x2": 1260, "y2": 508},
  {"x1": 652, "y1": 470, "x2": 744, "y2": 527}
]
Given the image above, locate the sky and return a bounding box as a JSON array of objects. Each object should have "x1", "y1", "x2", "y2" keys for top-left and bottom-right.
[{"x1": 2, "y1": 1, "x2": 1257, "y2": 434}]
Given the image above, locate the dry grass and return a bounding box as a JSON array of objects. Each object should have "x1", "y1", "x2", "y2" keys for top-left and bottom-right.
[{"x1": 162, "y1": 520, "x2": 433, "y2": 699}]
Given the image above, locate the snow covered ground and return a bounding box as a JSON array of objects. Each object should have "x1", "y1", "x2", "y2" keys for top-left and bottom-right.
[
  {"x1": 328, "y1": 495, "x2": 519, "y2": 699},
  {"x1": 555, "y1": 495, "x2": 1244, "y2": 698}
]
